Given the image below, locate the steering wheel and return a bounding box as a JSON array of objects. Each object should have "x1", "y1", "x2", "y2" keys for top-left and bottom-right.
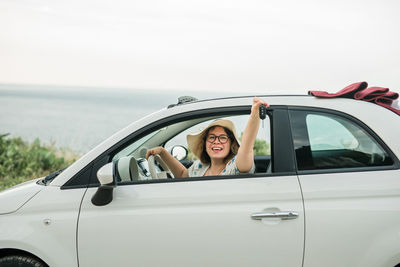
[{"x1": 147, "y1": 155, "x2": 175, "y2": 179}]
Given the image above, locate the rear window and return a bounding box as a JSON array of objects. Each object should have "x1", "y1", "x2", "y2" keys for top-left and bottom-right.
[{"x1": 290, "y1": 110, "x2": 394, "y2": 171}]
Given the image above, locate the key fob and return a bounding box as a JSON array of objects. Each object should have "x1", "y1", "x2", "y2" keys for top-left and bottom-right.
[{"x1": 259, "y1": 104, "x2": 267, "y2": 120}]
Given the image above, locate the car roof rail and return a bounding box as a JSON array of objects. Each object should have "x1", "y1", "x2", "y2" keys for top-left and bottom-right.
[{"x1": 168, "y1": 96, "x2": 198, "y2": 108}]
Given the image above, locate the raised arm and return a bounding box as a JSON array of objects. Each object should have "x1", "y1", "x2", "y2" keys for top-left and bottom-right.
[
  {"x1": 146, "y1": 147, "x2": 189, "y2": 178},
  {"x1": 235, "y1": 97, "x2": 269, "y2": 172}
]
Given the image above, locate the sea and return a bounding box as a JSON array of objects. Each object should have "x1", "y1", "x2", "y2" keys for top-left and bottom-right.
[{"x1": 0, "y1": 84, "x2": 248, "y2": 154}]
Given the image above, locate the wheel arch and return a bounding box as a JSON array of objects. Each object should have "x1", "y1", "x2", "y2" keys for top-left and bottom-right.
[{"x1": 0, "y1": 248, "x2": 49, "y2": 267}]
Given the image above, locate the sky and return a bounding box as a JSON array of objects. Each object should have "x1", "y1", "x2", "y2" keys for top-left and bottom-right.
[{"x1": 0, "y1": 0, "x2": 399, "y2": 95}]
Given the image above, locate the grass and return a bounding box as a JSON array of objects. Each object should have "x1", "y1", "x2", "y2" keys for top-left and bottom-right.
[{"x1": 0, "y1": 134, "x2": 79, "y2": 191}]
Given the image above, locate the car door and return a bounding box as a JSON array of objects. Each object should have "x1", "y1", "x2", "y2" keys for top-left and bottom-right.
[
  {"x1": 289, "y1": 108, "x2": 400, "y2": 267},
  {"x1": 76, "y1": 107, "x2": 305, "y2": 267}
]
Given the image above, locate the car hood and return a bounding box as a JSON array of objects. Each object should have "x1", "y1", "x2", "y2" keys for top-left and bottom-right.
[{"x1": 0, "y1": 178, "x2": 43, "y2": 215}]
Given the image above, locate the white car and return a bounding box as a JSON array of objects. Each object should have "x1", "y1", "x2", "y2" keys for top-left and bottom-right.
[{"x1": 1, "y1": 95, "x2": 399, "y2": 267}]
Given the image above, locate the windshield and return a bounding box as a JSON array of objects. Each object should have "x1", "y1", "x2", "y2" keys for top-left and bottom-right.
[{"x1": 112, "y1": 130, "x2": 160, "y2": 162}]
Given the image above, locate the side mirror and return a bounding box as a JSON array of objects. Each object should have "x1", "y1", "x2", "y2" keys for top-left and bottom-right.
[
  {"x1": 171, "y1": 145, "x2": 188, "y2": 161},
  {"x1": 91, "y1": 162, "x2": 116, "y2": 206}
]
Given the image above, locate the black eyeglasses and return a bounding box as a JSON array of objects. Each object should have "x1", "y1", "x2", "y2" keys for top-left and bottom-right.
[{"x1": 206, "y1": 134, "x2": 230, "y2": 144}]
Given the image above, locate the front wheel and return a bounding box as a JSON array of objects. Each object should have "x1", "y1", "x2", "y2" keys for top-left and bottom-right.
[{"x1": 0, "y1": 255, "x2": 47, "y2": 267}]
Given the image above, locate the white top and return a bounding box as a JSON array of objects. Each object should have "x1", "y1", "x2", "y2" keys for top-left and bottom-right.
[{"x1": 187, "y1": 156, "x2": 256, "y2": 177}]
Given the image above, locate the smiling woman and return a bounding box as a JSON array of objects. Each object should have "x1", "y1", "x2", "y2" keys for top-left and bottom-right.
[{"x1": 186, "y1": 119, "x2": 242, "y2": 177}]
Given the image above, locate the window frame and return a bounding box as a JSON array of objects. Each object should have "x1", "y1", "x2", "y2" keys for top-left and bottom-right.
[{"x1": 288, "y1": 106, "x2": 400, "y2": 175}]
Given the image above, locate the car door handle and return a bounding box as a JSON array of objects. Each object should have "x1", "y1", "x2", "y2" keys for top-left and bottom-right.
[{"x1": 251, "y1": 211, "x2": 299, "y2": 220}]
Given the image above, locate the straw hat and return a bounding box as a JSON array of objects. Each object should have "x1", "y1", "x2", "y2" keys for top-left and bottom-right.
[{"x1": 186, "y1": 119, "x2": 240, "y2": 161}]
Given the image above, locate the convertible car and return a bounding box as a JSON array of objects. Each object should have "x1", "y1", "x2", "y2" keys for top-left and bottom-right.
[{"x1": 0, "y1": 94, "x2": 399, "y2": 267}]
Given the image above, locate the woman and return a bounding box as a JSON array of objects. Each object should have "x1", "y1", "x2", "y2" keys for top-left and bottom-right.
[{"x1": 146, "y1": 97, "x2": 269, "y2": 178}]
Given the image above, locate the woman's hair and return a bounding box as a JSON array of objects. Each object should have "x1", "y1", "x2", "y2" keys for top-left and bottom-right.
[{"x1": 199, "y1": 126, "x2": 239, "y2": 164}]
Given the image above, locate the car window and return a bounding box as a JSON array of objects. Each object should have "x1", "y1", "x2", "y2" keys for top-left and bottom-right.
[
  {"x1": 290, "y1": 110, "x2": 394, "y2": 171},
  {"x1": 112, "y1": 113, "x2": 271, "y2": 183},
  {"x1": 306, "y1": 114, "x2": 359, "y2": 150}
]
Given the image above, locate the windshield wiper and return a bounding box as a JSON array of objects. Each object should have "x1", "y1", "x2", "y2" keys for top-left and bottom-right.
[{"x1": 37, "y1": 168, "x2": 66, "y2": 186}]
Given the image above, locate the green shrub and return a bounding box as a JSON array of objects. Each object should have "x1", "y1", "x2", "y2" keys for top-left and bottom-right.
[
  {"x1": 239, "y1": 133, "x2": 271, "y2": 156},
  {"x1": 0, "y1": 134, "x2": 79, "y2": 191}
]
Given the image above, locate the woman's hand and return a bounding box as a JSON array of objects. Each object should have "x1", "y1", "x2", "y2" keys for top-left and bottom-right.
[
  {"x1": 146, "y1": 146, "x2": 189, "y2": 178},
  {"x1": 145, "y1": 147, "x2": 165, "y2": 159},
  {"x1": 250, "y1": 97, "x2": 269, "y2": 119}
]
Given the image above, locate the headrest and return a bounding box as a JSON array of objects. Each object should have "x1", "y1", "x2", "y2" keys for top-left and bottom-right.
[{"x1": 117, "y1": 156, "x2": 139, "y2": 182}]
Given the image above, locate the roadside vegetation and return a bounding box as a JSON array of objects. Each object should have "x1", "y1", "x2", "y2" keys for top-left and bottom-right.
[{"x1": 0, "y1": 134, "x2": 79, "y2": 191}]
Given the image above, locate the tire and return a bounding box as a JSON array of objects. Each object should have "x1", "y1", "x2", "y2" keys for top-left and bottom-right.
[{"x1": 0, "y1": 255, "x2": 46, "y2": 267}]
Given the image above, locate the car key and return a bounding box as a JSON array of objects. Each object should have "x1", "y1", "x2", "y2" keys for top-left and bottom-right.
[{"x1": 259, "y1": 104, "x2": 267, "y2": 128}]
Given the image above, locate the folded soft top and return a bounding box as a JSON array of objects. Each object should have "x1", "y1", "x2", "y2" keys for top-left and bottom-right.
[{"x1": 309, "y1": 81, "x2": 400, "y2": 115}]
